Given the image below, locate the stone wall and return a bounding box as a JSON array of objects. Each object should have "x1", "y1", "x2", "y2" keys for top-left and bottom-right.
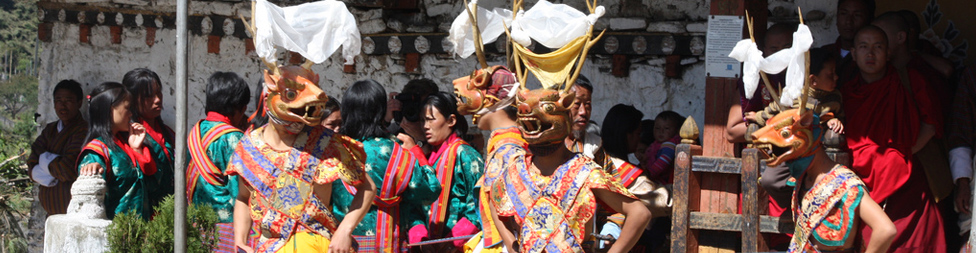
[
  {"x1": 30, "y1": 0, "x2": 842, "y2": 250},
  {"x1": 34, "y1": 0, "x2": 844, "y2": 134},
  {"x1": 34, "y1": 0, "x2": 723, "y2": 134}
]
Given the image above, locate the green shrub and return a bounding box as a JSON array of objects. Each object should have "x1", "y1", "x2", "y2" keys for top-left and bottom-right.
[{"x1": 107, "y1": 195, "x2": 219, "y2": 253}]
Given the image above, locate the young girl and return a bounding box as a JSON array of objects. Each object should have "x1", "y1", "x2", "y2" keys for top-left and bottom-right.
[
  {"x1": 416, "y1": 92, "x2": 485, "y2": 250},
  {"x1": 78, "y1": 82, "x2": 155, "y2": 220},
  {"x1": 123, "y1": 68, "x2": 175, "y2": 208},
  {"x1": 331, "y1": 80, "x2": 440, "y2": 252}
]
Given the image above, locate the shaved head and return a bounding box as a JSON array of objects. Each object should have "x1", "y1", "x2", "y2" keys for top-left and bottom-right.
[
  {"x1": 872, "y1": 12, "x2": 909, "y2": 49},
  {"x1": 855, "y1": 25, "x2": 889, "y2": 45},
  {"x1": 853, "y1": 25, "x2": 889, "y2": 78},
  {"x1": 874, "y1": 12, "x2": 909, "y2": 34},
  {"x1": 897, "y1": 10, "x2": 922, "y2": 48}
]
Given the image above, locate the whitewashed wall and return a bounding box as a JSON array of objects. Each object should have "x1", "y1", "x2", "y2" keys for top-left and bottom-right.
[{"x1": 30, "y1": 0, "x2": 843, "y2": 251}]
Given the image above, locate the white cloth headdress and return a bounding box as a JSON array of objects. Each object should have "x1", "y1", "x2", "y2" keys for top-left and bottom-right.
[
  {"x1": 728, "y1": 24, "x2": 814, "y2": 106},
  {"x1": 509, "y1": 0, "x2": 605, "y2": 48},
  {"x1": 448, "y1": 0, "x2": 513, "y2": 59},
  {"x1": 253, "y1": 0, "x2": 361, "y2": 64}
]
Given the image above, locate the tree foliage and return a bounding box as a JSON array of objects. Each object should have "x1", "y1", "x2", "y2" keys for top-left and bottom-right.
[{"x1": 0, "y1": 0, "x2": 39, "y2": 75}]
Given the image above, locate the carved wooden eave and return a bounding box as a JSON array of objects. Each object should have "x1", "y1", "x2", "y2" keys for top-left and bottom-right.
[{"x1": 37, "y1": 1, "x2": 706, "y2": 58}]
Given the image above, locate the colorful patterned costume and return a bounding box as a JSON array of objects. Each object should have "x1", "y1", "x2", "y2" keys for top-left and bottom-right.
[
  {"x1": 77, "y1": 136, "x2": 154, "y2": 220},
  {"x1": 466, "y1": 126, "x2": 529, "y2": 252},
  {"x1": 332, "y1": 136, "x2": 441, "y2": 252},
  {"x1": 488, "y1": 144, "x2": 635, "y2": 253},
  {"x1": 226, "y1": 126, "x2": 368, "y2": 252},
  {"x1": 141, "y1": 118, "x2": 176, "y2": 209},
  {"x1": 425, "y1": 134, "x2": 485, "y2": 239},
  {"x1": 185, "y1": 113, "x2": 244, "y2": 252},
  {"x1": 26, "y1": 115, "x2": 88, "y2": 215},
  {"x1": 790, "y1": 165, "x2": 866, "y2": 252}
]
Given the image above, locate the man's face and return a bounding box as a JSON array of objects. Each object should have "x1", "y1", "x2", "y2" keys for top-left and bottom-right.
[
  {"x1": 569, "y1": 85, "x2": 592, "y2": 138},
  {"x1": 853, "y1": 30, "x2": 889, "y2": 76},
  {"x1": 763, "y1": 34, "x2": 792, "y2": 57},
  {"x1": 837, "y1": 0, "x2": 871, "y2": 41},
  {"x1": 53, "y1": 89, "x2": 81, "y2": 122}
]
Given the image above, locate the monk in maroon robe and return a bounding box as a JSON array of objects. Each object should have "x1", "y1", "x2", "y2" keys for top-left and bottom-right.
[{"x1": 842, "y1": 26, "x2": 945, "y2": 252}]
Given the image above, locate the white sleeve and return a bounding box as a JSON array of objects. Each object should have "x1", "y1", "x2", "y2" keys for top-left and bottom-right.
[{"x1": 949, "y1": 146, "x2": 973, "y2": 183}]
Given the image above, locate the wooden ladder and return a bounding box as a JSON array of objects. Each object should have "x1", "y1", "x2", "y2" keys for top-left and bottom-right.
[{"x1": 670, "y1": 117, "x2": 795, "y2": 253}]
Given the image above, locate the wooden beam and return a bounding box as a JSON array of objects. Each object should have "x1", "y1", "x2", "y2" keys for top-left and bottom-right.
[
  {"x1": 692, "y1": 156, "x2": 742, "y2": 174},
  {"x1": 688, "y1": 212, "x2": 794, "y2": 234}
]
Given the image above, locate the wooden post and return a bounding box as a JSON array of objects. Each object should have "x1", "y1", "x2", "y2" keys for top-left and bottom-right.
[
  {"x1": 703, "y1": 0, "x2": 767, "y2": 157},
  {"x1": 672, "y1": 143, "x2": 704, "y2": 253},
  {"x1": 740, "y1": 148, "x2": 767, "y2": 251}
]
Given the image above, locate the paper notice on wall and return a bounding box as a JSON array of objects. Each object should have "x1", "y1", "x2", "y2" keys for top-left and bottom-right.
[{"x1": 705, "y1": 15, "x2": 744, "y2": 78}]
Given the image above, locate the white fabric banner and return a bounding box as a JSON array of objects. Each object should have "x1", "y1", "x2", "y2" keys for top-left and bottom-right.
[
  {"x1": 728, "y1": 24, "x2": 814, "y2": 106},
  {"x1": 509, "y1": 0, "x2": 604, "y2": 48},
  {"x1": 254, "y1": 0, "x2": 361, "y2": 65},
  {"x1": 448, "y1": 0, "x2": 513, "y2": 59}
]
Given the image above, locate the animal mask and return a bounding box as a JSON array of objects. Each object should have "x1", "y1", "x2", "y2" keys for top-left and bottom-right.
[
  {"x1": 263, "y1": 65, "x2": 328, "y2": 129},
  {"x1": 453, "y1": 65, "x2": 518, "y2": 123},
  {"x1": 750, "y1": 109, "x2": 822, "y2": 170},
  {"x1": 515, "y1": 88, "x2": 575, "y2": 145}
]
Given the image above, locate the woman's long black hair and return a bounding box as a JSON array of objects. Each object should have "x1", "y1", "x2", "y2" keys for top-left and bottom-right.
[
  {"x1": 424, "y1": 91, "x2": 468, "y2": 139},
  {"x1": 123, "y1": 68, "x2": 173, "y2": 144},
  {"x1": 85, "y1": 82, "x2": 130, "y2": 151},
  {"x1": 340, "y1": 79, "x2": 388, "y2": 140},
  {"x1": 601, "y1": 104, "x2": 644, "y2": 159}
]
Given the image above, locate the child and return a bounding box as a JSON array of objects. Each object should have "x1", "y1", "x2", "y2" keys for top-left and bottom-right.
[
  {"x1": 78, "y1": 82, "x2": 155, "y2": 220},
  {"x1": 642, "y1": 111, "x2": 683, "y2": 184},
  {"x1": 633, "y1": 119, "x2": 654, "y2": 164},
  {"x1": 746, "y1": 47, "x2": 845, "y2": 134}
]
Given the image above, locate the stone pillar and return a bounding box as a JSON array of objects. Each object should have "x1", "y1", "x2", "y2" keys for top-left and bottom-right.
[{"x1": 43, "y1": 175, "x2": 112, "y2": 253}]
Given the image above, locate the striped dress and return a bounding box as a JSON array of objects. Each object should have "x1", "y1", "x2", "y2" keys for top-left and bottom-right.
[{"x1": 26, "y1": 116, "x2": 88, "y2": 215}]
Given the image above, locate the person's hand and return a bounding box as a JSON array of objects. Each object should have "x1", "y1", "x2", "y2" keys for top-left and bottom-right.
[
  {"x1": 744, "y1": 111, "x2": 759, "y2": 123},
  {"x1": 956, "y1": 178, "x2": 972, "y2": 214},
  {"x1": 398, "y1": 132, "x2": 417, "y2": 150},
  {"x1": 235, "y1": 243, "x2": 254, "y2": 253},
  {"x1": 400, "y1": 121, "x2": 425, "y2": 143},
  {"x1": 79, "y1": 163, "x2": 104, "y2": 176},
  {"x1": 328, "y1": 228, "x2": 357, "y2": 253},
  {"x1": 386, "y1": 92, "x2": 401, "y2": 123},
  {"x1": 827, "y1": 118, "x2": 844, "y2": 134},
  {"x1": 128, "y1": 122, "x2": 146, "y2": 150}
]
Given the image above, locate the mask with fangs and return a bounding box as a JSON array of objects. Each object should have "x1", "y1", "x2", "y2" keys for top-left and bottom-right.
[
  {"x1": 750, "y1": 108, "x2": 823, "y2": 177},
  {"x1": 515, "y1": 88, "x2": 575, "y2": 146},
  {"x1": 263, "y1": 65, "x2": 329, "y2": 130}
]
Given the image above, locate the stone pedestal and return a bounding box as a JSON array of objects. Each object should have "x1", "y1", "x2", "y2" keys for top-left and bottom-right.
[{"x1": 44, "y1": 175, "x2": 112, "y2": 253}]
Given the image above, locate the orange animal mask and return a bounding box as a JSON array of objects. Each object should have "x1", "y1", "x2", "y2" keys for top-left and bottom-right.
[
  {"x1": 263, "y1": 65, "x2": 328, "y2": 132},
  {"x1": 515, "y1": 88, "x2": 576, "y2": 145},
  {"x1": 453, "y1": 66, "x2": 518, "y2": 124},
  {"x1": 750, "y1": 109, "x2": 823, "y2": 168}
]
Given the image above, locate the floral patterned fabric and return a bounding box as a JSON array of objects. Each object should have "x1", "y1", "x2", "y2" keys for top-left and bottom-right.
[
  {"x1": 487, "y1": 145, "x2": 634, "y2": 253},
  {"x1": 790, "y1": 165, "x2": 866, "y2": 252},
  {"x1": 226, "y1": 126, "x2": 367, "y2": 253}
]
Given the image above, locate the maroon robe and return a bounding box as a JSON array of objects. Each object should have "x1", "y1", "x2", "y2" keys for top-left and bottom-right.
[{"x1": 843, "y1": 67, "x2": 945, "y2": 252}]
